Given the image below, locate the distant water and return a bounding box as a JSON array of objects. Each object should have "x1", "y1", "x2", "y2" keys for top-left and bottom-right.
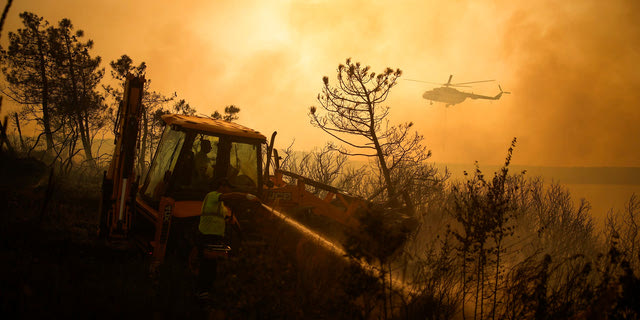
[{"x1": 437, "y1": 163, "x2": 640, "y2": 231}]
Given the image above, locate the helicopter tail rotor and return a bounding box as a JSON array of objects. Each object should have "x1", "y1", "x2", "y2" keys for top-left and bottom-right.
[{"x1": 492, "y1": 85, "x2": 511, "y2": 100}]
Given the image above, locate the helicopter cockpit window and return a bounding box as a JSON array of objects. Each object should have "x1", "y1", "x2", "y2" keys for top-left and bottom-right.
[{"x1": 228, "y1": 141, "x2": 259, "y2": 192}]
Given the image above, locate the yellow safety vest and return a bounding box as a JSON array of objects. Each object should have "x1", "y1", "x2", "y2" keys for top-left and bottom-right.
[{"x1": 199, "y1": 191, "x2": 228, "y2": 236}]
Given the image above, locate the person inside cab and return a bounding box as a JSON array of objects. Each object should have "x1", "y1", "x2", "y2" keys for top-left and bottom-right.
[{"x1": 194, "y1": 139, "x2": 213, "y2": 178}]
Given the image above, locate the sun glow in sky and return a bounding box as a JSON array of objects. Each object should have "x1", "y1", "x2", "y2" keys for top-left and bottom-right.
[{"x1": 2, "y1": 0, "x2": 640, "y2": 167}]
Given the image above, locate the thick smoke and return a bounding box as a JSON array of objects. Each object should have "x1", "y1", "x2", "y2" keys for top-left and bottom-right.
[
  {"x1": 499, "y1": 0, "x2": 640, "y2": 166},
  {"x1": 3, "y1": 0, "x2": 639, "y2": 166}
]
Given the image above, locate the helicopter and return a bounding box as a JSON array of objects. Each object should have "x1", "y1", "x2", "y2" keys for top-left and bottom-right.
[{"x1": 406, "y1": 75, "x2": 510, "y2": 107}]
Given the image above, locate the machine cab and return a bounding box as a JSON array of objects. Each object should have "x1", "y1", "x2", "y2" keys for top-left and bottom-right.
[{"x1": 139, "y1": 114, "x2": 267, "y2": 207}]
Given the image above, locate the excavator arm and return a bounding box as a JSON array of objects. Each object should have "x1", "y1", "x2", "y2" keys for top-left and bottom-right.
[{"x1": 99, "y1": 74, "x2": 146, "y2": 239}]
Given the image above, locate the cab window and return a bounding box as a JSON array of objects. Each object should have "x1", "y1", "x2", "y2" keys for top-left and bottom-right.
[
  {"x1": 170, "y1": 134, "x2": 220, "y2": 198},
  {"x1": 228, "y1": 141, "x2": 259, "y2": 192},
  {"x1": 142, "y1": 126, "x2": 185, "y2": 200}
]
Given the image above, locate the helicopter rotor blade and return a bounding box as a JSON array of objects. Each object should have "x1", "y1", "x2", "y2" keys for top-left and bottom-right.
[
  {"x1": 404, "y1": 77, "x2": 496, "y2": 88},
  {"x1": 452, "y1": 79, "x2": 495, "y2": 86},
  {"x1": 403, "y1": 79, "x2": 443, "y2": 85}
]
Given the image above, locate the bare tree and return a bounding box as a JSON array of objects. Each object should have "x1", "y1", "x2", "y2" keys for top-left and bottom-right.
[
  {"x1": 278, "y1": 141, "x2": 350, "y2": 193},
  {"x1": 605, "y1": 194, "x2": 640, "y2": 272},
  {"x1": 1, "y1": 12, "x2": 55, "y2": 151},
  {"x1": 448, "y1": 139, "x2": 522, "y2": 320},
  {"x1": 309, "y1": 58, "x2": 429, "y2": 207}
]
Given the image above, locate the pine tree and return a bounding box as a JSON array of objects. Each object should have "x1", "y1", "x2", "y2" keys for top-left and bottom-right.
[
  {"x1": 309, "y1": 58, "x2": 429, "y2": 209},
  {"x1": 48, "y1": 18, "x2": 106, "y2": 165},
  {"x1": 1, "y1": 12, "x2": 55, "y2": 151}
]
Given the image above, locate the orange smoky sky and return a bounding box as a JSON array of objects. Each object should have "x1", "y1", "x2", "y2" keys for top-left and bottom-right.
[{"x1": 2, "y1": 0, "x2": 639, "y2": 167}]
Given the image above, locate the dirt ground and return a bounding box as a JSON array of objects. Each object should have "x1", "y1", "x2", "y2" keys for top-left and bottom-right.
[
  {"x1": 0, "y1": 220, "x2": 162, "y2": 318},
  {"x1": 0, "y1": 186, "x2": 354, "y2": 319}
]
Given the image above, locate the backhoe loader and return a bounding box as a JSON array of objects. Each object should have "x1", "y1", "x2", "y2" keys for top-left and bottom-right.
[{"x1": 99, "y1": 75, "x2": 368, "y2": 277}]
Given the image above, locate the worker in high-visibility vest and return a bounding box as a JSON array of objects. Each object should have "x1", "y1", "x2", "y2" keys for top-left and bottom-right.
[
  {"x1": 196, "y1": 190, "x2": 231, "y2": 300},
  {"x1": 199, "y1": 191, "x2": 229, "y2": 236}
]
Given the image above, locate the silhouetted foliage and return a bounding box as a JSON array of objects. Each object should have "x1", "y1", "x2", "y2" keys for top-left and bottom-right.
[
  {"x1": 48, "y1": 18, "x2": 106, "y2": 167},
  {"x1": 343, "y1": 203, "x2": 417, "y2": 319},
  {"x1": 1, "y1": 12, "x2": 55, "y2": 151},
  {"x1": 447, "y1": 138, "x2": 521, "y2": 319},
  {"x1": 398, "y1": 138, "x2": 639, "y2": 320},
  {"x1": 171, "y1": 99, "x2": 196, "y2": 116},
  {"x1": 2, "y1": 17, "x2": 639, "y2": 319},
  {"x1": 606, "y1": 194, "x2": 640, "y2": 273},
  {"x1": 1, "y1": 12, "x2": 107, "y2": 171},
  {"x1": 211, "y1": 105, "x2": 240, "y2": 122},
  {"x1": 279, "y1": 141, "x2": 351, "y2": 194}
]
